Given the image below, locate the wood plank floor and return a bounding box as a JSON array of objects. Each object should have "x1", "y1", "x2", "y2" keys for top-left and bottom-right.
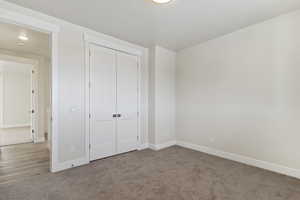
[{"x1": 0, "y1": 142, "x2": 50, "y2": 185}]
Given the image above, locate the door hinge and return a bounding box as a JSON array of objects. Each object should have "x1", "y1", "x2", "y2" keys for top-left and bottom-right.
[
  {"x1": 137, "y1": 135, "x2": 139, "y2": 141},
  {"x1": 89, "y1": 50, "x2": 91, "y2": 57},
  {"x1": 32, "y1": 129, "x2": 34, "y2": 133},
  {"x1": 89, "y1": 144, "x2": 91, "y2": 149},
  {"x1": 32, "y1": 90, "x2": 34, "y2": 94},
  {"x1": 89, "y1": 114, "x2": 91, "y2": 119}
]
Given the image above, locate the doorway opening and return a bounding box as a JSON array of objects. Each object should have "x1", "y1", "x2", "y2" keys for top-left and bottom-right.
[{"x1": 0, "y1": 21, "x2": 52, "y2": 184}]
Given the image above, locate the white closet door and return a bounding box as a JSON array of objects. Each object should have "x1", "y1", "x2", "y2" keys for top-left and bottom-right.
[
  {"x1": 90, "y1": 45, "x2": 117, "y2": 161},
  {"x1": 116, "y1": 52, "x2": 138, "y2": 154}
]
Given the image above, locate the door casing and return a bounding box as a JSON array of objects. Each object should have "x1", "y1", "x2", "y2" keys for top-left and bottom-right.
[
  {"x1": 0, "y1": 7, "x2": 60, "y2": 172},
  {"x1": 84, "y1": 34, "x2": 143, "y2": 162}
]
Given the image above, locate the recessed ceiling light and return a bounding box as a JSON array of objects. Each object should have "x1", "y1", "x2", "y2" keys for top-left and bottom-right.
[
  {"x1": 18, "y1": 33, "x2": 29, "y2": 41},
  {"x1": 152, "y1": 0, "x2": 172, "y2": 4}
]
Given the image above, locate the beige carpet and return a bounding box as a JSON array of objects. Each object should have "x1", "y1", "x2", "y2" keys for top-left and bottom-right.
[{"x1": 1, "y1": 146, "x2": 300, "y2": 200}]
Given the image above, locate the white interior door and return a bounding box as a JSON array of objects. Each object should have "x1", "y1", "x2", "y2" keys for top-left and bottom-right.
[
  {"x1": 116, "y1": 52, "x2": 139, "y2": 154},
  {"x1": 89, "y1": 45, "x2": 117, "y2": 161}
]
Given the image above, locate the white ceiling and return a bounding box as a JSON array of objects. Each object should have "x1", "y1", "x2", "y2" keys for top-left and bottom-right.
[
  {"x1": 4, "y1": 0, "x2": 300, "y2": 50},
  {"x1": 0, "y1": 21, "x2": 50, "y2": 57}
]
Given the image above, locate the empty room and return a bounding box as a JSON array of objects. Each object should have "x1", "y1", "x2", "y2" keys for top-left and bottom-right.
[{"x1": 1, "y1": 0, "x2": 300, "y2": 199}]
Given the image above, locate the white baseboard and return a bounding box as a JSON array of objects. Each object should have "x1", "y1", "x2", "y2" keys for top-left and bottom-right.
[
  {"x1": 138, "y1": 143, "x2": 149, "y2": 150},
  {"x1": 34, "y1": 137, "x2": 45, "y2": 143},
  {"x1": 0, "y1": 138, "x2": 32, "y2": 146},
  {"x1": 1, "y1": 124, "x2": 30, "y2": 128},
  {"x1": 177, "y1": 141, "x2": 300, "y2": 180},
  {"x1": 51, "y1": 157, "x2": 89, "y2": 173},
  {"x1": 149, "y1": 143, "x2": 156, "y2": 150},
  {"x1": 149, "y1": 140, "x2": 177, "y2": 151}
]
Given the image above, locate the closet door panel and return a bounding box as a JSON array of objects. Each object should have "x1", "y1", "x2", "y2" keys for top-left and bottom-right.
[
  {"x1": 116, "y1": 52, "x2": 138, "y2": 154},
  {"x1": 90, "y1": 45, "x2": 117, "y2": 161}
]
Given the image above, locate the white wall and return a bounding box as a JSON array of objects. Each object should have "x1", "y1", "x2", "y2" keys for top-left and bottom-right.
[
  {"x1": 1, "y1": 64, "x2": 31, "y2": 127},
  {"x1": 149, "y1": 46, "x2": 176, "y2": 147},
  {"x1": 0, "y1": 50, "x2": 50, "y2": 142},
  {"x1": 0, "y1": 1, "x2": 149, "y2": 170},
  {"x1": 176, "y1": 10, "x2": 300, "y2": 172},
  {"x1": 0, "y1": 61, "x2": 32, "y2": 146}
]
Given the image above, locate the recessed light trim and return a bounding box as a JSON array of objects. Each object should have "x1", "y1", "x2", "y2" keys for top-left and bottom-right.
[
  {"x1": 18, "y1": 34, "x2": 29, "y2": 41},
  {"x1": 152, "y1": 0, "x2": 172, "y2": 4}
]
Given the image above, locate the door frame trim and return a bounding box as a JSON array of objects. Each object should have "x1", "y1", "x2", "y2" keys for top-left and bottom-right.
[
  {"x1": 0, "y1": 7, "x2": 61, "y2": 172},
  {"x1": 84, "y1": 33, "x2": 143, "y2": 162}
]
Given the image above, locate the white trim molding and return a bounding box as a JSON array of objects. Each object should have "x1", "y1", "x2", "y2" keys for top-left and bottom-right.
[
  {"x1": 138, "y1": 143, "x2": 149, "y2": 150},
  {"x1": 1, "y1": 124, "x2": 31, "y2": 129},
  {"x1": 0, "y1": 138, "x2": 33, "y2": 146},
  {"x1": 0, "y1": 7, "x2": 60, "y2": 33},
  {"x1": 177, "y1": 141, "x2": 300, "y2": 180},
  {"x1": 149, "y1": 140, "x2": 177, "y2": 151},
  {"x1": 51, "y1": 157, "x2": 89, "y2": 173},
  {"x1": 84, "y1": 33, "x2": 142, "y2": 56}
]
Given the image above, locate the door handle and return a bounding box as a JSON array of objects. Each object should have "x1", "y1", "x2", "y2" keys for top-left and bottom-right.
[
  {"x1": 112, "y1": 114, "x2": 117, "y2": 118},
  {"x1": 117, "y1": 114, "x2": 121, "y2": 118}
]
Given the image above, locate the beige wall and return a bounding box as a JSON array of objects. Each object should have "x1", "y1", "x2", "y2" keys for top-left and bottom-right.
[
  {"x1": 149, "y1": 46, "x2": 176, "y2": 146},
  {"x1": 176, "y1": 10, "x2": 300, "y2": 170}
]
